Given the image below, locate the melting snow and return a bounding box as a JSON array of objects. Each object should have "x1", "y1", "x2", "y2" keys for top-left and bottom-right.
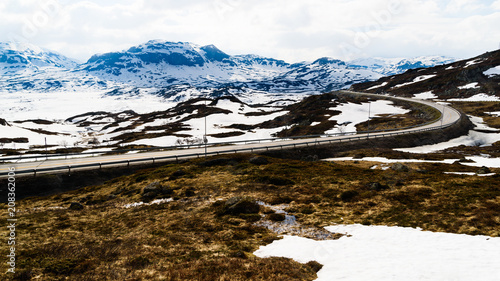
[
  {"x1": 324, "y1": 157, "x2": 459, "y2": 165},
  {"x1": 254, "y1": 224, "x2": 500, "y2": 281},
  {"x1": 123, "y1": 198, "x2": 173, "y2": 208}
]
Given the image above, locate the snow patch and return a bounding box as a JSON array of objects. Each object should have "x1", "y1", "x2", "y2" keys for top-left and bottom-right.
[
  {"x1": 254, "y1": 224, "x2": 500, "y2": 281},
  {"x1": 413, "y1": 91, "x2": 437, "y2": 100},
  {"x1": 325, "y1": 100, "x2": 409, "y2": 134},
  {"x1": 484, "y1": 66, "x2": 500, "y2": 77},
  {"x1": 392, "y1": 75, "x2": 436, "y2": 88},
  {"x1": 123, "y1": 198, "x2": 173, "y2": 208},
  {"x1": 448, "y1": 94, "x2": 500, "y2": 102},
  {"x1": 464, "y1": 59, "x2": 483, "y2": 68},
  {"x1": 366, "y1": 82, "x2": 388, "y2": 90},
  {"x1": 395, "y1": 116, "x2": 500, "y2": 154},
  {"x1": 324, "y1": 157, "x2": 459, "y2": 165},
  {"x1": 458, "y1": 82, "x2": 479, "y2": 90}
]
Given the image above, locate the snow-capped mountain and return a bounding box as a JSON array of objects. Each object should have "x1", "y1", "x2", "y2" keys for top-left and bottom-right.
[
  {"x1": 80, "y1": 40, "x2": 451, "y2": 93},
  {"x1": 83, "y1": 40, "x2": 302, "y2": 89},
  {"x1": 0, "y1": 42, "x2": 78, "y2": 74},
  {"x1": 0, "y1": 42, "x2": 114, "y2": 92},
  {"x1": 349, "y1": 56, "x2": 455, "y2": 76},
  {"x1": 0, "y1": 40, "x2": 455, "y2": 96}
]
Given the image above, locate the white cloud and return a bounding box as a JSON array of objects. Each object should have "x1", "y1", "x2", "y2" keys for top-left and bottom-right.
[
  {"x1": 493, "y1": 0, "x2": 500, "y2": 10},
  {"x1": 0, "y1": 0, "x2": 498, "y2": 62}
]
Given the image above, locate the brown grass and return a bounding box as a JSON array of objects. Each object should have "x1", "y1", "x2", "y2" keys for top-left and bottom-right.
[{"x1": 1, "y1": 153, "x2": 499, "y2": 280}]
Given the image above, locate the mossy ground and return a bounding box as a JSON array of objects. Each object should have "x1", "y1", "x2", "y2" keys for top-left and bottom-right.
[{"x1": 1, "y1": 153, "x2": 499, "y2": 280}]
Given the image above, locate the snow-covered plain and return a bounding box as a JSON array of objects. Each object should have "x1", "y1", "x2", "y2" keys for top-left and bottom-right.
[
  {"x1": 0, "y1": 90, "x2": 172, "y2": 120},
  {"x1": 254, "y1": 224, "x2": 500, "y2": 281}
]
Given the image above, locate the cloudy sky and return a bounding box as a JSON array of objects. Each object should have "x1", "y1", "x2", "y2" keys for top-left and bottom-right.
[{"x1": 1, "y1": 0, "x2": 499, "y2": 63}]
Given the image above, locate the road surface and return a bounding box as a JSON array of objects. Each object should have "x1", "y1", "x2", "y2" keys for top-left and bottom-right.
[{"x1": 0, "y1": 92, "x2": 461, "y2": 178}]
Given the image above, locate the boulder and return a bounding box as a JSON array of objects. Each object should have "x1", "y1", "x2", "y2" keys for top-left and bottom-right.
[
  {"x1": 477, "y1": 166, "x2": 491, "y2": 175},
  {"x1": 223, "y1": 197, "x2": 260, "y2": 215},
  {"x1": 391, "y1": 163, "x2": 409, "y2": 172},
  {"x1": 369, "y1": 182, "x2": 388, "y2": 191},
  {"x1": 142, "y1": 182, "x2": 173, "y2": 202},
  {"x1": 267, "y1": 212, "x2": 286, "y2": 222}
]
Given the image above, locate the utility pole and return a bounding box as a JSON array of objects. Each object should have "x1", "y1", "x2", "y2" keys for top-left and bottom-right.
[
  {"x1": 45, "y1": 137, "x2": 48, "y2": 160},
  {"x1": 204, "y1": 96, "x2": 208, "y2": 159},
  {"x1": 367, "y1": 101, "x2": 371, "y2": 138}
]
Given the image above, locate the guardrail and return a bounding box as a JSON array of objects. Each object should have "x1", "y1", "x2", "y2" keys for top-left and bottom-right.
[
  {"x1": 0, "y1": 109, "x2": 443, "y2": 163},
  {"x1": 0, "y1": 117, "x2": 460, "y2": 178},
  {"x1": 0, "y1": 91, "x2": 462, "y2": 178}
]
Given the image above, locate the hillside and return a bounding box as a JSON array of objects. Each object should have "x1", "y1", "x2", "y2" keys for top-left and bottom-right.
[
  {"x1": 0, "y1": 92, "x2": 438, "y2": 155},
  {"x1": 351, "y1": 50, "x2": 500, "y2": 100}
]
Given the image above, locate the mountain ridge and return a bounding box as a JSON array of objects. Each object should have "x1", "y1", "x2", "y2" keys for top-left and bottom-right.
[{"x1": 0, "y1": 40, "x2": 454, "y2": 95}]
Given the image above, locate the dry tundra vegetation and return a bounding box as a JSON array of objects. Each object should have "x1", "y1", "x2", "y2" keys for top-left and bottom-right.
[
  {"x1": 1, "y1": 148, "x2": 499, "y2": 280},
  {"x1": 1, "y1": 101, "x2": 499, "y2": 280}
]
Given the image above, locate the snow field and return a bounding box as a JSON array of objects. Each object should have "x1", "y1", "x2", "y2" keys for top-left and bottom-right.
[{"x1": 325, "y1": 100, "x2": 409, "y2": 134}]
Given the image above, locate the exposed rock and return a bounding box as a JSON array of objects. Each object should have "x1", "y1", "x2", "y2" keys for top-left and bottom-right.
[
  {"x1": 143, "y1": 181, "x2": 162, "y2": 193},
  {"x1": 0, "y1": 118, "x2": 10, "y2": 126},
  {"x1": 142, "y1": 181, "x2": 173, "y2": 202},
  {"x1": 267, "y1": 213, "x2": 286, "y2": 222},
  {"x1": 69, "y1": 202, "x2": 84, "y2": 210},
  {"x1": 223, "y1": 196, "x2": 260, "y2": 215},
  {"x1": 306, "y1": 261, "x2": 324, "y2": 273},
  {"x1": 391, "y1": 163, "x2": 410, "y2": 172},
  {"x1": 369, "y1": 182, "x2": 388, "y2": 191},
  {"x1": 477, "y1": 166, "x2": 491, "y2": 175},
  {"x1": 249, "y1": 156, "x2": 269, "y2": 165},
  {"x1": 340, "y1": 190, "x2": 359, "y2": 202}
]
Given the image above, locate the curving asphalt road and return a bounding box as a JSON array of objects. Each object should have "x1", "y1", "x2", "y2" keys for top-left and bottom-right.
[{"x1": 0, "y1": 92, "x2": 461, "y2": 178}]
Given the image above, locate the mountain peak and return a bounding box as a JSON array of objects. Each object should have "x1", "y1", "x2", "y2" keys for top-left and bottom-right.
[
  {"x1": 313, "y1": 57, "x2": 345, "y2": 66},
  {"x1": 200, "y1": 44, "x2": 230, "y2": 62}
]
